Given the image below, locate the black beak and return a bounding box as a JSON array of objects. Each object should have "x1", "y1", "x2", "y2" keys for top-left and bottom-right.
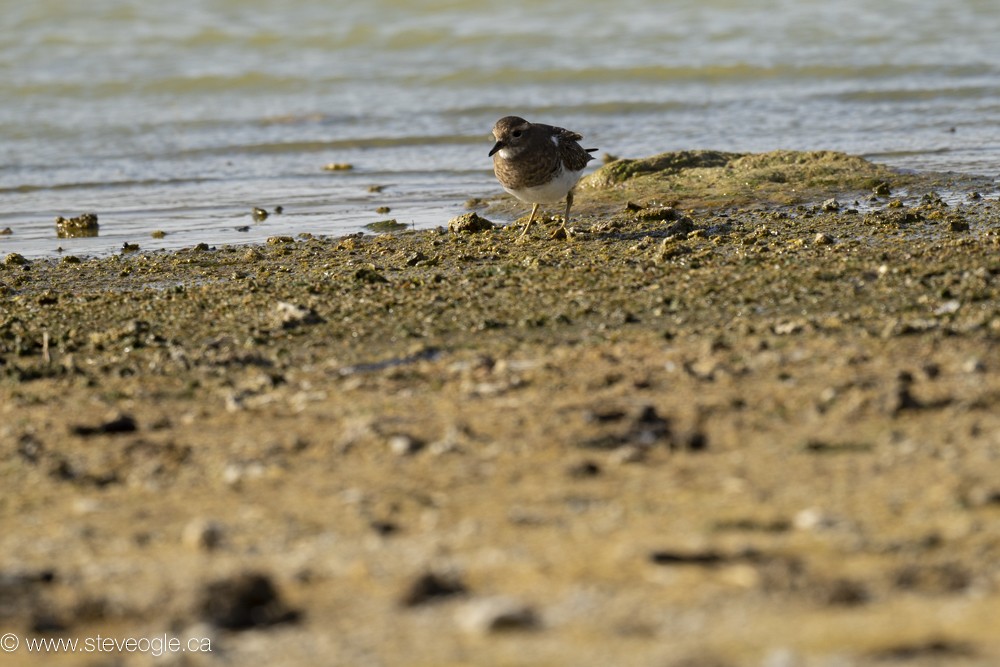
[{"x1": 488, "y1": 140, "x2": 503, "y2": 157}]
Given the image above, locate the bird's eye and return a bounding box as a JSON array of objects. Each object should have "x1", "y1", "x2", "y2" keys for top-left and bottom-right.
[{"x1": 512, "y1": 130, "x2": 522, "y2": 138}]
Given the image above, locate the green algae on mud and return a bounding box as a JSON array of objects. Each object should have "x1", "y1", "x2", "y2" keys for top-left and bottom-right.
[
  {"x1": 364, "y1": 219, "x2": 408, "y2": 233},
  {"x1": 575, "y1": 149, "x2": 992, "y2": 214},
  {"x1": 2, "y1": 152, "x2": 1000, "y2": 667}
]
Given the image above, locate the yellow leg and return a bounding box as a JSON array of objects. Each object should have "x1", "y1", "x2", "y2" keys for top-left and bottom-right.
[
  {"x1": 517, "y1": 203, "x2": 540, "y2": 241},
  {"x1": 551, "y1": 191, "x2": 574, "y2": 239}
]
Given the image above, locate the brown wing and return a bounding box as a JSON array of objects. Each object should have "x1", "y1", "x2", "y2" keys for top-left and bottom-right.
[{"x1": 551, "y1": 126, "x2": 596, "y2": 172}]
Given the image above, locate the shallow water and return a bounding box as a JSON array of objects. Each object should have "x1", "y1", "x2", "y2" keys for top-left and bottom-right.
[{"x1": 2, "y1": 0, "x2": 999, "y2": 258}]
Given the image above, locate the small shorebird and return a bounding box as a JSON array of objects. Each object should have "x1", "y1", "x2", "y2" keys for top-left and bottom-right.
[{"x1": 489, "y1": 116, "x2": 597, "y2": 240}]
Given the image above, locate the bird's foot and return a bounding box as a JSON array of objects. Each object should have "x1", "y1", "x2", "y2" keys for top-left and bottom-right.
[{"x1": 550, "y1": 225, "x2": 572, "y2": 240}]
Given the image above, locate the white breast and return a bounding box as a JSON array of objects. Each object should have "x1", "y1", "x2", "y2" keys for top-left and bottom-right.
[{"x1": 504, "y1": 166, "x2": 584, "y2": 205}]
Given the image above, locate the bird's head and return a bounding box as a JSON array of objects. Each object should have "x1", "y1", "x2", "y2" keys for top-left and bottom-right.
[{"x1": 489, "y1": 116, "x2": 532, "y2": 159}]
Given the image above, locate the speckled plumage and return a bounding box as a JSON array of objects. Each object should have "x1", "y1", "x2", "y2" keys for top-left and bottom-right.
[{"x1": 489, "y1": 116, "x2": 596, "y2": 239}]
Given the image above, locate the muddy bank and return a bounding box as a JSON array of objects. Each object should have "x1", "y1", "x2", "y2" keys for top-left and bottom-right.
[{"x1": 2, "y1": 151, "x2": 1000, "y2": 666}]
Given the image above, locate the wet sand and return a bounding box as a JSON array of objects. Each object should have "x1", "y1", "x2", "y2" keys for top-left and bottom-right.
[{"x1": 2, "y1": 151, "x2": 1000, "y2": 666}]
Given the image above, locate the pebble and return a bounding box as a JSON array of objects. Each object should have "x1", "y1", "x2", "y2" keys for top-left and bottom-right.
[
  {"x1": 584, "y1": 408, "x2": 627, "y2": 423},
  {"x1": 427, "y1": 425, "x2": 465, "y2": 456},
  {"x1": 962, "y1": 357, "x2": 985, "y2": 374},
  {"x1": 630, "y1": 405, "x2": 671, "y2": 446},
  {"x1": 369, "y1": 519, "x2": 399, "y2": 536},
  {"x1": 448, "y1": 212, "x2": 495, "y2": 233},
  {"x1": 354, "y1": 266, "x2": 389, "y2": 283},
  {"x1": 70, "y1": 413, "x2": 137, "y2": 437},
  {"x1": 55, "y1": 213, "x2": 99, "y2": 238},
  {"x1": 405, "y1": 251, "x2": 429, "y2": 266},
  {"x1": 198, "y1": 572, "x2": 299, "y2": 630},
  {"x1": 813, "y1": 232, "x2": 835, "y2": 245},
  {"x1": 886, "y1": 380, "x2": 922, "y2": 415},
  {"x1": 455, "y1": 596, "x2": 538, "y2": 634},
  {"x1": 566, "y1": 460, "x2": 602, "y2": 478},
  {"x1": 182, "y1": 518, "x2": 224, "y2": 551},
  {"x1": 679, "y1": 430, "x2": 709, "y2": 452},
  {"x1": 793, "y1": 507, "x2": 837, "y2": 531},
  {"x1": 934, "y1": 300, "x2": 961, "y2": 316},
  {"x1": 649, "y1": 549, "x2": 725, "y2": 566},
  {"x1": 389, "y1": 434, "x2": 423, "y2": 456},
  {"x1": 274, "y1": 301, "x2": 322, "y2": 328},
  {"x1": 773, "y1": 319, "x2": 807, "y2": 335},
  {"x1": 400, "y1": 572, "x2": 466, "y2": 607},
  {"x1": 964, "y1": 485, "x2": 1000, "y2": 507},
  {"x1": 222, "y1": 461, "x2": 266, "y2": 486},
  {"x1": 872, "y1": 181, "x2": 892, "y2": 196},
  {"x1": 609, "y1": 445, "x2": 646, "y2": 465}
]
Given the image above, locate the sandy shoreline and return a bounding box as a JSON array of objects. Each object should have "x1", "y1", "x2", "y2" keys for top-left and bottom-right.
[{"x1": 2, "y1": 151, "x2": 1000, "y2": 666}]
